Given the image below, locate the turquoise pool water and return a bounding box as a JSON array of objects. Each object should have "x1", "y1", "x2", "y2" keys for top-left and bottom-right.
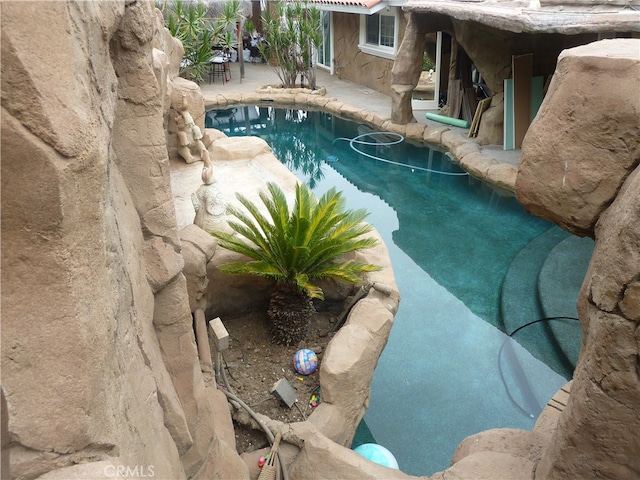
[{"x1": 207, "y1": 106, "x2": 584, "y2": 475}]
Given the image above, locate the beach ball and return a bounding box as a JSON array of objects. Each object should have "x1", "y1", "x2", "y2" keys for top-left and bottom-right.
[
  {"x1": 353, "y1": 443, "x2": 399, "y2": 469},
  {"x1": 293, "y1": 349, "x2": 318, "y2": 375}
]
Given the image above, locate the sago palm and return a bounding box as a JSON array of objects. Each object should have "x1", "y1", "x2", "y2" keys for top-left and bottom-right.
[{"x1": 212, "y1": 182, "x2": 381, "y2": 345}]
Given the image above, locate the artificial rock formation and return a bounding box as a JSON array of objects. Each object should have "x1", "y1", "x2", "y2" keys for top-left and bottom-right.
[
  {"x1": 517, "y1": 39, "x2": 640, "y2": 237},
  {"x1": 192, "y1": 182, "x2": 228, "y2": 234},
  {"x1": 391, "y1": 13, "x2": 427, "y2": 125},
  {"x1": 4, "y1": 2, "x2": 637, "y2": 479},
  {"x1": 1, "y1": 7, "x2": 404, "y2": 470},
  {"x1": 517, "y1": 39, "x2": 640, "y2": 479},
  {"x1": 175, "y1": 92, "x2": 209, "y2": 164},
  {"x1": 1, "y1": 1, "x2": 246, "y2": 479}
]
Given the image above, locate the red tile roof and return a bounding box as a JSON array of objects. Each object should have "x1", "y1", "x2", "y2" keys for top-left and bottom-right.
[{"x1": 287, "y1": 0, "x2": 382, "y2": 8}]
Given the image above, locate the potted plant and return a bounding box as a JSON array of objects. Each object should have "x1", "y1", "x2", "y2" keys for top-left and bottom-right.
[{"x1": 212, "y1": 182, "x2": 381, "y2": 345}]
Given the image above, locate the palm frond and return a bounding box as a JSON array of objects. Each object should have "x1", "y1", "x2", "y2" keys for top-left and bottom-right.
[
  {"x1": 295, "y1": 273, "x2": 324, "y2": 300},
  {"x1": 226, "y1": 202, "x2": 271, "y2": 248},
  {"x1": 302, "y1": 236, "x2": 378, "y2": 273},
  {"x1": 212, "y1": 182, "x2": 380, "y2": 298},
  {"x1": 218, "y1": 260, "x2": 287, "y2": 282},
  {"x1": 212, "y1": 229, "x2": 265, "y2": 262},
  {"x1": 235, "y1": 191, "x2": 289, "y2": 269},
  {"x1": 311, "y1": 260, "x2": 382, "y2": 284},
  {"x1": 222, "y1": 212, "x2": 287, "y2": 273}
]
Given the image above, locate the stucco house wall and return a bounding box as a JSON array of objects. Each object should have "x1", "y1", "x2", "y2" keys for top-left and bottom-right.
[{"x1": 332, "y1": 9, "x2": 408, "y2": 96}]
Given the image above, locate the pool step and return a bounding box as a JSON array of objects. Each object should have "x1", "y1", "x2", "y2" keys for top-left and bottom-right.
[
  {"x1": 500, "y1": 226, "x2": 583, "y2": 379},
  {"x1": 535, "y1": 235, "x2": 592, "y2": 376},
  {"x1": 500, "y1": 225, "x2": 569, "y2": 335},
  {"x1": 537, "y1": 235, "x2": 593, "y2": 320}
]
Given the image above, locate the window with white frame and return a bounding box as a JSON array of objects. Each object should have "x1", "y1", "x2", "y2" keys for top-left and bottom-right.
[{"x1": 359, "y1": 9, "x2": 398, "y2": 59}]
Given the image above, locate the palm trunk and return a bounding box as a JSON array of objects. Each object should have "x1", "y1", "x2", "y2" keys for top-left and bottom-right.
[{"x1": 268, "y1": 282, "x2": 315, "y2": 346}]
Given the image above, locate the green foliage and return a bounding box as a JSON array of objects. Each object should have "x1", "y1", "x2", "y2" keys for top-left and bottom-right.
[
  {"x1": 212, "y1": 181, "x2": 381, "y2": 344},
  {"x1": 423, "y1": 52, "x2": 436, "y2": 72},
  {"x1": 244, "y1": 18, "x2": 255, "y2": 35},
  {"x1": 165, "y1": 0, "x2": 242, "y2": 84},
  {"x1": 259, "y1": 1, "x2": 322, "y2": 89},
  {"x1": 167, "y1": 0, "x2": 214, "y2": 83},
  {"x1": 220, "y1": 0, "x2": 242, "y2": 27},
  {"x1": 213, "y1": 182, "x2": 381, "y2": 300}
]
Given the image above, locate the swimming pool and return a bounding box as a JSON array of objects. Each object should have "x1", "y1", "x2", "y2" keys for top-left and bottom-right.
[{"x1": 206, "y1": 106, "x2": 585, "y2": 475}]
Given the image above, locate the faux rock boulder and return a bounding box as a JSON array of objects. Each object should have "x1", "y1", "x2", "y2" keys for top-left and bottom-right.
[
  {"x1": 516, "y1": 39, "x2": 640, "y2": 237},
  {"x1": 168, "y1": 78, "x2": 210, "y2": 163},
  {"x1": 1, "y1": 2, "x2": 247, "y2": 479},
  {"x1": 516, "y1": 38, "x2": 640, "y2": 480}
]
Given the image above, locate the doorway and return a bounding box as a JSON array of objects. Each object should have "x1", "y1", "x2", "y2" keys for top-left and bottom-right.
[
  {"x1": 411, "y1": 31, "x2": 447, "y2": 111},
  {"x1": 317, "y1": 10, "x2": 332, "y2": 72}
]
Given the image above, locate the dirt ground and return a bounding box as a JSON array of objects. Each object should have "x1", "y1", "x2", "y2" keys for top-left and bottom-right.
[{"x1": 214, "y1": 300, "x2": 344, "y2": 454}]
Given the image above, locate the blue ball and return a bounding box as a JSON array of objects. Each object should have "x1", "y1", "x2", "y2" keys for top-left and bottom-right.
[
  {"x1": 293, "y1": 349, "x2": 318, "y2": 375},
  {"x1": 353, "y1": 443, "x2": 399, "y2": 469}
]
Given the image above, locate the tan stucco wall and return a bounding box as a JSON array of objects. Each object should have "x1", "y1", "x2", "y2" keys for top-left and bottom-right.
[{"x1": 332, "y1": 10, "x2": 407, "y2": 96}]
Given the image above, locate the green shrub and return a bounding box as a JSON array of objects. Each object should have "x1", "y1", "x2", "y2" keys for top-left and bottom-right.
[
  {"x1": 212, "y1": 182, "x2": 381, "y2": 345},
  {"x1": 259, "y1": 1, "x2": 321, "y2": 89},
  {"x1": 423, "y1": 52, "x2": 436, "y2": 72},
  {"x1": 164, "y1": 0, "x2": 242, "y2": 84}
]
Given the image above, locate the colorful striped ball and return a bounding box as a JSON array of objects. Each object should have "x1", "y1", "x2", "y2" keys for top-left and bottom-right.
[{"x1": 293, "y1": 349, "x2": 318, "y2": 375}]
